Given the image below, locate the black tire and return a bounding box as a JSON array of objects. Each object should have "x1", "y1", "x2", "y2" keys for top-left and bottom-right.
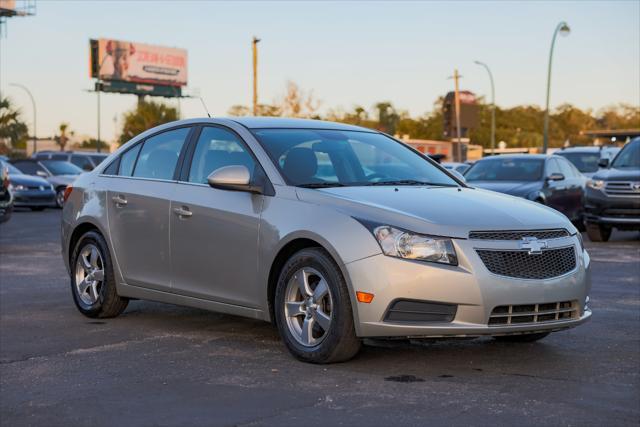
[
  {"x1": 30, "y1": 206, "x2": 46, "y2": 211},
  {"x1": 494, "y1": 332, "x2": 550, "y2": 343},
  {"x1": 586, "y1": 222, "x2": 611, "y2": 242},
  {"x1": 274, "y1": 247, "x2": 361, "y2": 364},
  {"x1": 70, "y1": 230, "x2": 128, "y2": 318},
  {"x1": 55, "y1": 187, "x2": 65, "y2": 208}
]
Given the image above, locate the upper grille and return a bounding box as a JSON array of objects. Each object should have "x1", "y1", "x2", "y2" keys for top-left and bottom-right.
[
  {"x1": 469, "y1": 229, "x2": 569, "y2": 241},
  {"x1": 476, "y1": 246, "x2": 576, "y2": 279},
  {"x1": 604, "y1": 181, "x2": 640, "y2": 197},
  {"x1": 489, "y1": 301, "x2": 577, "y2": 325}
]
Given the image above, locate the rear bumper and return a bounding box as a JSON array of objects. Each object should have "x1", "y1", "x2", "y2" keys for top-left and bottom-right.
[{"x1": 345, "y1": 236, "x2": 591, "y2": 338}]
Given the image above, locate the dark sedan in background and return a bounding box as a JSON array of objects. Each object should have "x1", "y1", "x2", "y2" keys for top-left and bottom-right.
[
  {"x1": 0, "y1": 160, "x2": 56, "y2": 211},
  {"x1": 11, "y1": 159, "x2": 82, "y2": 208},
  {"x1": 464, "y1": 154, "x2": 587, "y2": 228}
]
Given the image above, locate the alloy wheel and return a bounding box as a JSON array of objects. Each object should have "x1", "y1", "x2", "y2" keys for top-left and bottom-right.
[
  {"x1": 74, "y1": 244, "x2": 104, "y2": 305},
  {"x1": 284, "y1": 267, "x2": 333, "y2": 347}
]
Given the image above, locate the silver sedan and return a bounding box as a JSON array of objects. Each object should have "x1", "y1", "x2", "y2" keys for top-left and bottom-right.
[{"x1": 61, "y1": 118, "x2": 591, "y2": 363}]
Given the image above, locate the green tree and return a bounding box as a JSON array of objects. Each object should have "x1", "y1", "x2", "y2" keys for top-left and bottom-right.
[
  {"x1": 375, "y1": 102, "x2": 399, "y2": 135},
  {"x1": 79, "y1": 138, "x2": 109, "y2": 150},
  {"x1": 119, "y1": 100, "x2": 178, "y2": 145},
  {"x1": 0, "y1": 97, "x2": 29, "y2": 150}
]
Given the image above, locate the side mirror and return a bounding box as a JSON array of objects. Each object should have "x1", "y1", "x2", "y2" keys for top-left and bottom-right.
[
  {"x1": 207, "y1": 165, "x2": 262, "y2": 194},
  {"x1": 598, "y1": 158, "x2": 609, "y2": 168},
  {"x1": 36, "y1": 170, "x2": 48, "y2": 178},
  {"x1": 450, "y1": 169, "x2": 466, "y2": 183},
  {"x1": 547, "y1": 173, "x2": 565, "y2": 182}
]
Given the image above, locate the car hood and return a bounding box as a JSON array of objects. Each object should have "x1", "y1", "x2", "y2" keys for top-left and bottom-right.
[
  {"x1": 465, "y1": 180, "x2": 540, "y2": 197},
  {"x1": 592, "y1": 167, "x2": 640, "y2": 182},
  {"x1": 9, "y1": 174, "x2": 51, "y2": 187},
  {"x1": 296, "y1": 186, "x2": 574, "y2": 239},
  {"x1": 47, "y1": 174, "x2": 78, "y2": 186}
]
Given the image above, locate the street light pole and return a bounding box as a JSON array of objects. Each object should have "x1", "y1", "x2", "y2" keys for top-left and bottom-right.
[
  {"x1": 474, "y1": 60, "x2": 496, "y2": 155},
  {"x1": 9, "y1": 83, "x2": 36, "y2": 154},
  {"x1": 543, "y1": 21, "x2": 571, "y2": 153},
  {"x1": 252, "y1": 36, "x2": 260, "y2": 116}
]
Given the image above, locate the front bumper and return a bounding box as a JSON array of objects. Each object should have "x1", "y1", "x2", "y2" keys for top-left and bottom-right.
[
  {"x1": 12, "y1": 189, "x2": 56, "y2": 207},
  {"x1": 585, "y1": 188, "x2": 640, "y2": 228},
  {"x1": 345, "y1": 235, "x2": 591, "y2": 338}
]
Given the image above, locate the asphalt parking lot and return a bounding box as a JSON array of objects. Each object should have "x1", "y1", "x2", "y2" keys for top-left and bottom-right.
[{"x1": 1, "y1": 209, "x2": 639, "y2": 426}]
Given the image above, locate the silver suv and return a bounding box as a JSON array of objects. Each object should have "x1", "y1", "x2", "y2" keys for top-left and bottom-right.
[{"x1": 61, "y1": 118, "x2": 591, "y2": 363}]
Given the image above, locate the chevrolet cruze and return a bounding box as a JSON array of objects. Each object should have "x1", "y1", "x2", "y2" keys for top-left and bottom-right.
[{"x1": 61, "y1": 118, "x2": 591, "y2": 363}]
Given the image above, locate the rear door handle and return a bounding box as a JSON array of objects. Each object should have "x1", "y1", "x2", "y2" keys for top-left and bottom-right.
[
  {"x1": 112, "y1": 195, "x2": 127, "y2": 207},
  {"x1": 173, "y1": 206, "x2": 193, "y2": 218}
]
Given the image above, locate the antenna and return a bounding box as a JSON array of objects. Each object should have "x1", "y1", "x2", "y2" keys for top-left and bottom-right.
[{"x1": 198, "y1": 96, "x2": 211, "y2": 118}]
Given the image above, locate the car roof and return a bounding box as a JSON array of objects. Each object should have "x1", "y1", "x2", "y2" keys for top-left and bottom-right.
[
  {"x1": 557, "y1": 146, "x2": 604, "y2": 153},
  {"x1": 226, "y1": 117, "x2": 375, "y2": 132},
  {"x1": 477, "y1": 154, "x2": 549, "y2": 161}
]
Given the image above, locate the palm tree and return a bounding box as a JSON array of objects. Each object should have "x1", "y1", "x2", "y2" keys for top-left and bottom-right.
[
  {"x1": 0, "y1": 97, "x2": 29, "y2": 149},
  {"x1": 119, "y1": 100, "x2": 178, "y2": 145},
  {"x1": 55, "y1": 123, "x2": 74, "y2": 151}
]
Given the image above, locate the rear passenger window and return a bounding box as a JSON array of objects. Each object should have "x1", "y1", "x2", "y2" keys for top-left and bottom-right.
[
  {"x1": 187, "y1": 127, "x2": 256, "y2": 184},
  {"x1": 119, "y1": 144, "x2": 142, "y2": 177},
  {"x1": 133, "y1": 128, "x2": 189, "y2": 180}
]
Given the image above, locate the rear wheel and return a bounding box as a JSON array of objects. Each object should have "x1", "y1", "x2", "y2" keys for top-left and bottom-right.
[
  {"x1": 586, "y1": 222, "x2": 611, "y2": 242},
  {"x1": 494, "y1": 332, "x2": 550, "y2": 343},
  {"x1": 70, "y1": 230, "x2": 128, "y2": 318},
  {"x1": 275, "y1": 248, "x2": 361, "y2": 364}
]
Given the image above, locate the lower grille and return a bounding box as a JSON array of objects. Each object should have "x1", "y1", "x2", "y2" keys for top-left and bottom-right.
[
  {"x1": 489, "y1": 301, "x2": 577, "y2": 325},
  {"x1": 384, "y1": 300, "x2": 457, "y2": 323},
  {"x1": 476, "y1": 246, "x2": 576, "y2": 280},
  {"x1": 602, "y1": 208, "x2": 640, "y2": 218}
]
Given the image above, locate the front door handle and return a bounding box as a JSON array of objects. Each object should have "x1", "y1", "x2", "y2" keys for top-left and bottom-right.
[
  {"x1": 112, "y1": 195, "x2": 127, "y2": 207},
  {"x1": 173, "y1": 206, "x2": 193, "y2": 218}
]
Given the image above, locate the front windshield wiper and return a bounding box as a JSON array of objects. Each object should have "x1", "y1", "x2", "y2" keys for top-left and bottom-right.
[
  {"x1": 365, "y1": 180, "x2": 457, "y2": 187},
  {"x1": 297, "y1": 182, "x2": 348, "y2": 188}
]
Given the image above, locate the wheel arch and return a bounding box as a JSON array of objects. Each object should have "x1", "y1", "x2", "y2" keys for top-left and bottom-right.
[{"x1": 265, "y1": 233, "x2": 352, "y2": 324}]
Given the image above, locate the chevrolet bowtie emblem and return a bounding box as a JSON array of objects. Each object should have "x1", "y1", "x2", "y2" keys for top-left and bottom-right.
[{"x1": 520, "y1": 236, "x2": 547, "y2": 255}]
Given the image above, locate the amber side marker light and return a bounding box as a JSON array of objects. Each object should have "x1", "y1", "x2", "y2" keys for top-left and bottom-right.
[
  {"x1": 356, "y1": 291, "x2": 374, "y2": 303},
  {"x1": 63, "y1": 186, "x2": 74, "y2": 203}
]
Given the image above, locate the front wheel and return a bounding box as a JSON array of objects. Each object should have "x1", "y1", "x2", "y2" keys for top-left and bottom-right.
[
  {"x1": 55, "y1": 187, "x2": 65, "y2": 208},
  {"x1": 493, "y1": 332, "x2": 550, "y2": 343},
  {"x1": 275, "y1": 248, "x2": 361, "y2": 364},
  {"x1": 586, "y1": 222, "x2": 611, "y2": 242},
  {"x1": 70, "y1": 230, "x2": 128, "y2": 318}
]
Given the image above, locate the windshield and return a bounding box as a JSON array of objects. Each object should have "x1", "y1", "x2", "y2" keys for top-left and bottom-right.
[
  {"x1": 555, "y1": 152, "x2": 600, "y2": 173},
  {"x1": 1, "y1": 161, "x2": 23, "y2": 176},
  {"x1": 89, "y1": 154, "x2": 108, "y2": 165},
  {"x1": 465, "y1": 157, "x2": 544, "y2": 182},
  {"x1": 611, "y1": 141, "x2": 640, "y2": 169},
  {"x1": 252, "y1": 129, "x2": 459, "y2": 187},
  {"x1": 42, "y1": 160, "x2": 82, "y2": 176}
]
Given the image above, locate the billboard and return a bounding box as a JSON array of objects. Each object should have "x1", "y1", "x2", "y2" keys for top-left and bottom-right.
[{"x1": 90, "y1": 38, "x2": 188, "y2": 87}]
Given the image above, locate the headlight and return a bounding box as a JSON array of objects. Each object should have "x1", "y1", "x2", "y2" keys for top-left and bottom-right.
[
  {"x1": 370, "y1": 225, "x2": 458, "y2": 265},
  {"x1": 9, "y1": 184, "x2": 26, "y2": 191},
  {"x1": 587, "y1": 179, "x2": 605, "y2": 190}
]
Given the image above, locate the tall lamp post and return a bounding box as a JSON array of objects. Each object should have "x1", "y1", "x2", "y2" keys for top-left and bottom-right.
[
  {"x1": 543, "y1": 21, "x2": 571, "y2": 153},
  {"x1": 252, "y1": 36, "x2": 261, "y2": 116},
  {"x1": 9, "y1": 83, "x2": 36, "y2": 154},
  {"x1": 474, "y1": 60, "x2": 496, "y2": 155}
]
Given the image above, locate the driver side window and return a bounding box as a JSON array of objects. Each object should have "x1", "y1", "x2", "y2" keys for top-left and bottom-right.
[{"x1": 188, "y1": 127, "x2": 256, "y2": 184}]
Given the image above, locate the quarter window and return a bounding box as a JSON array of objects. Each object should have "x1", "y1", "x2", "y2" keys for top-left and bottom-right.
[
  {"x1": 188, "y1": 127, "x2": 256, "y2": 184},
  {"x1": 119, "y1": 144, "x2": 142, "y2": 177},
  {"x1": 133, "y1": 128, "x2": 190, "y2": 180}
]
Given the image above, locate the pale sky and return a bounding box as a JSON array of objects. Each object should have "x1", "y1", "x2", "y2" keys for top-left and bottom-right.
[{"x1": 1, "y1": 0, "x2": 638, "y2": 142}]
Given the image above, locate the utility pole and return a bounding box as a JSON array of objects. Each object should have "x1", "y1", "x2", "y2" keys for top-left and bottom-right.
[
  {"x1": 451, "y1": 69, "x2": 463, "y2": 162},
  {"x1": 252, "y1": 36, "x2": 260, "y2": 116},
  {"x1": 97, "y1": 84, "x2": 101, "y2": 153},
  {"x1": 543, "y1": 21, "x2": 571, "y2": 153}
]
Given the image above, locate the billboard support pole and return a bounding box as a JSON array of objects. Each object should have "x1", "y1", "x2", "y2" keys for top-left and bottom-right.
[{"x1": 252, "y1": 36, "x2": 260, "y2": 116}]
